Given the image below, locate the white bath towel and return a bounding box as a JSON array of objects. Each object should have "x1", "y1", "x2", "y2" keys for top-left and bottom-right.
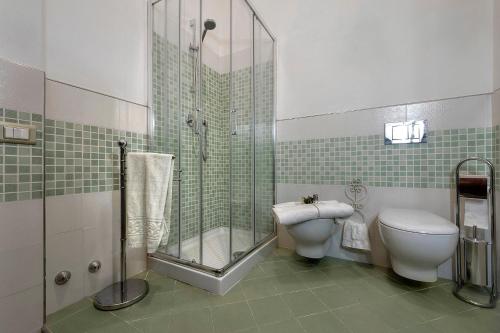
[
  {"x1": 341, "y1": 216, "x2": 371, "y2": 251},
  {"x1": 314, "y1": 200, "x2": 354, "y2": 219},
  {"x1": 272, "y1": 200, "x2": 354, "y2": 225},
  {"x1": 126, "y1": 152, "x2": 174, "y2": 253},
  {"x1": 464, "y1": 198, "x2": 489, "y2": 230}
]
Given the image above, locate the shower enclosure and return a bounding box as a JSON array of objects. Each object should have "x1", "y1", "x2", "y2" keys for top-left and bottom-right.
[{"x1": 148, "y1": 0, "x2": 275, "y2": 290}]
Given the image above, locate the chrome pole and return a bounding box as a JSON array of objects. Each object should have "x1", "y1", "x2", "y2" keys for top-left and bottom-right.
[
  {"x1": 93, "y1": 139, "x2": 149, "y2": 311},
  {"x1": 119, "y1": 140, "x2": 127, "y2": 297}
]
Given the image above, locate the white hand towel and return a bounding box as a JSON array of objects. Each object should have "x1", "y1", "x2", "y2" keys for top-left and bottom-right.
[
  {"x1": 126, "y1": 152, "x2": 174, "y2": 254},
  {"x1": 272, "y1": 200, "x2": 354, "y2": 225},
  {"x1": 313, "y1": 200, "x2": 355, "y2": 219},
  {"x1": 342, "y1": 217, "x2": 371, "y2": 251},
  {"x1": 464, "y1": 198, "x2": 489, "y2": 230},
  {"x1": 272, "y1": 203, "x2": 319, "y2": 225}
]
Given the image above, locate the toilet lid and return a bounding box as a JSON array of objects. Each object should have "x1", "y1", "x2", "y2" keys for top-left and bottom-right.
[{"x1": 379, "y1": 209, "x2": 458, "y2": 235}]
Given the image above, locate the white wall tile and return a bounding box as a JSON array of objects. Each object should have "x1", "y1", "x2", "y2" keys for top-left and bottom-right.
[
  {"x1": 0, "y1": 285, "x2": 43, "y2": 333},
  {"x1": 277, "y1": 94, "x2": 493, "y2": 142},
  {"x1": 0, "y1": 200, "x2": 43, "y2": 252},
  {"x1": 277, "y1": 105, "x2": 405, "y2": 141},
  {"x1": 46, "y1": 191, "x2": 147, "y2": 313},
  {"x1": 46, "y1": 80, "x2": 148, "y2": 134},
  {"x1": 46, "y1": 230, "x2": 84, "y2": 277},
  {"x1": 84, "y1": 254, "x2": 114, "y2": 296},
  {"x1": 0, "y1": 243, "x2": 43, "y2": 299},
  {"x1": 276, "y1": 183, "x2": 455, "y2": 279},
  {"x1": 46, "y1": 229, "x2": 85, "y2": 314},
  {"x1": 0, "y1": 58, "x2": 44, "y2": 115},
  {"x1": 46, "y1": 267, "x2": 85, "y2": 315},
  {"x1": 407, "y1": 94, "x2": 492, "y2": 130},
  {"x1": 46, "y1": 194, "x2": 83, "y2": 236},
  {"x1": 493, "y1": 89, "x2": 500, "y2": 127}
]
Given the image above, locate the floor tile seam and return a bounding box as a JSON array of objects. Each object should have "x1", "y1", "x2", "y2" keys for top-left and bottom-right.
[
  {"x1": 292, "y1": 308, "x2": 330, "y2": 320},
  {"x1": 274, "y1": 293, "x2": 298, "y2": 322},
  {"x1": 211, "y1": 297, "x2": 250, "y2": 308},
  {"x1": 306, "y1": 286, "x2": 335, "y2": 314},
  {"x1": 256, "y1": 316, "x2": 304, "y2": 332},
  {"x1": 118, "y1": 312, "x2": 159, "y2": 323},
  {"x1": 57, "y1": 303, "x2": 115, "y2": 324},
  {"x1": 420, "y1": 313, "x2": 455, "y2": 325},
  {"x1": 243, "y1": 299, "x2": 260, "y2": 331},
  {"x1": 455, "y1": 306, "x2": 492, "y2": 315},
  {"x1": 327, "y1": 308, "x2": 356, "y2": 333},
  {"x1": 108, "y1": 309, "x2": 153, "y2": 329},
  {"x1": 207, "y1": 306, "x2": 216, "y2": 333}
]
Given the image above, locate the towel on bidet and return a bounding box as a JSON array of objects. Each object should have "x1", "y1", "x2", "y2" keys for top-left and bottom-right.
[
  {"x1": 126, "y1": 152, "x2": 174, "y2": 253},
  {"x1": 272, "y1": 200, "x2": 354, "y2": 225},
  {"x1": 341, "y1": 214, "x2": 371, "y2": 251}
]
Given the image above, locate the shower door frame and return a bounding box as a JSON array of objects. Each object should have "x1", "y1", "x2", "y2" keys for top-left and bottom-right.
[{"x1": 147, "y1": 0, "x2": 277, "y2": 277}]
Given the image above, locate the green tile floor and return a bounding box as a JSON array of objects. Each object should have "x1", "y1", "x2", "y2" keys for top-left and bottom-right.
[{"x1": 46, "y1": 248, "x2": 500, "y2": 333}]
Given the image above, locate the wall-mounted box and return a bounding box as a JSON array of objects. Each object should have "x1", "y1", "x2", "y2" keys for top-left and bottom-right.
[
  {"x1": 384, "y1": 120, "x2": 427, "y2": 145},
  {"x1": 0, "y1": 122, "x2": 37, "y2": 145}
]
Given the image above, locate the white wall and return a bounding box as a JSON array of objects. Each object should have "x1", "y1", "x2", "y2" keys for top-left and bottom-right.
[
  {"x1": 0, "y1": 0, "x2": 45, "y2": 70},
  {"x1": 495, "y1": 0, "x2": 500, "y2": 91},
  {"x1": 252, "y1": 0, "x2": 494, "y2": 120},
  {"x1": 0, "y1": 2, "x2": 45, "y2": 332},
  {"x1": 44, "y1": 0, "x2": 148, "y2": 105},
  {"x1": 0, "y1": 59, "x2": 44, "y2": 333}
]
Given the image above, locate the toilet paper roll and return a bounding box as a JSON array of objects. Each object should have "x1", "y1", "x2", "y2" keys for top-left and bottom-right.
[{"x1": 464, "y1": 198, "x2": 489, "y2": 230}]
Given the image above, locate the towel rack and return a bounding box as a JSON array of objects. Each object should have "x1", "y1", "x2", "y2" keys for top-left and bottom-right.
[
  {"x1": 453, "y1": 157, "x2": 497, "y2": 308},
  {"x1": 93, "y1": 139, "x2": 149, "y2": 310}
]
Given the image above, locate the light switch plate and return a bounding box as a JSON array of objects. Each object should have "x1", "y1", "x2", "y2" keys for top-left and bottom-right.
[
  {"x1": 0, "y1": 122, "x2": 37, "y2": 145},
  {"x1": 384, "y1": 120, "x2": 427, "y2": 145}
]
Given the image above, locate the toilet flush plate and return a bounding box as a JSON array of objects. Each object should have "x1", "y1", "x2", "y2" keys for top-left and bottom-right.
[{"x1": 384, "y1": 120, "x2": 427, "y2": 145}]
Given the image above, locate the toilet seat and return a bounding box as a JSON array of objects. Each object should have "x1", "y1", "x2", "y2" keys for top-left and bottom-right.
[{"x1": 379, "y1": 209, "x2": 458, "y2": 235}]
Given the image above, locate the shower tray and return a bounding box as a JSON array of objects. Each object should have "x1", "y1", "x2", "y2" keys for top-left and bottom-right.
[{"x1": 148, "y1": 229, "x2": 277, "y2": 295}]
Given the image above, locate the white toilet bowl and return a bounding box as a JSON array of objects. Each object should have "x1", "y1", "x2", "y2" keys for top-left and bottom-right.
[
  {"x1": 285, "y1": 218, "x2": 337, "y2": 258},
  {"x1": 378, "y1": 208, "x2": 458, "y2": 282}
]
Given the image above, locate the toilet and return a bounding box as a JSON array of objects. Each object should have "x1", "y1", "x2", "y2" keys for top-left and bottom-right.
[
  {"x1": 273, "y1": 201, "x2": 354, "y2": 259},
  {"x1": 285, "y1": 218, "x2": 339, "y2": 258},
  {"x1": 378, "y1": 208, "x2": 459, "y2": 282}
]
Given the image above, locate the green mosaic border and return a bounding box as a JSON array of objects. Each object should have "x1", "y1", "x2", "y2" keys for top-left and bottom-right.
[
  {"x1": 45, "y1": 119, "x2": 148, "y2": 196},
  {"x1": 276, "y1": 127, "x2": 496, "y2": 188},
  {"x1": 0, "y1": 108, "x2": 44, "y2": 202}
]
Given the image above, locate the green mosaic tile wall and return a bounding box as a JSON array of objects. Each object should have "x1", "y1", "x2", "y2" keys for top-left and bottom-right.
[
  {"x1": 0, "y1": 108, "x2": 44, "y2": 202},
  {"x1": 44, "y1": 119, "x2": 148, "y2": 196},
  {"x1": 276, "y1": 127, "x2": 495, "y2": 188},
  {"x1": 254, "y1": 61, "x2": 275, "y2": 238}
]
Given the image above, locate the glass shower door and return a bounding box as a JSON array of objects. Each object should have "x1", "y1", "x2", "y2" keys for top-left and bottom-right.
[
  {"x1": 179, "y1": 0, "x2": 202, "y2": 264},
  {"x1": 201, "y1": 0, "x2": 231, "y2": 268},
  {"x1": 254, "y1": 18, "x2": 275, "y2": 243},
  {"x1": 152, "y1": 0, "x2": 182, "y2": 258},
  {"x1": 230, "y1": 0, "x2": 254, "y2": 259}
]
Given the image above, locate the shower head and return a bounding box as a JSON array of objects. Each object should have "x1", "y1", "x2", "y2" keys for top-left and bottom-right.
[{"x1": 201, "y1": 19, "x2": 216, "y2": 42}]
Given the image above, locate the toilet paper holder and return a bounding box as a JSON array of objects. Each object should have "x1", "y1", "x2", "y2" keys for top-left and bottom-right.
[{"x1": 453, "y1": 157, "x2": 497, "y2": 308}]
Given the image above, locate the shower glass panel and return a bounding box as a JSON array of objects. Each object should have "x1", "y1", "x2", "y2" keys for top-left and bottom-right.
[
  {"x1": 152, "y1": 0, "x2": 183, "y2": 258},
  {"x1": 201, "y1": 0, "x2": 231, "y2": 268},
  {"x1": 230, "y1": 0, "x2": 254, "y2": 259},
  {"x1": 178, "y1": 0, "x2": 202, "y2": 263},
  {"x1": 150, "y1": 0, "x2": 275, "y2": 274},
  {"x1": 254, "y1": 18, "x2": 275, "y2": 243}
]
